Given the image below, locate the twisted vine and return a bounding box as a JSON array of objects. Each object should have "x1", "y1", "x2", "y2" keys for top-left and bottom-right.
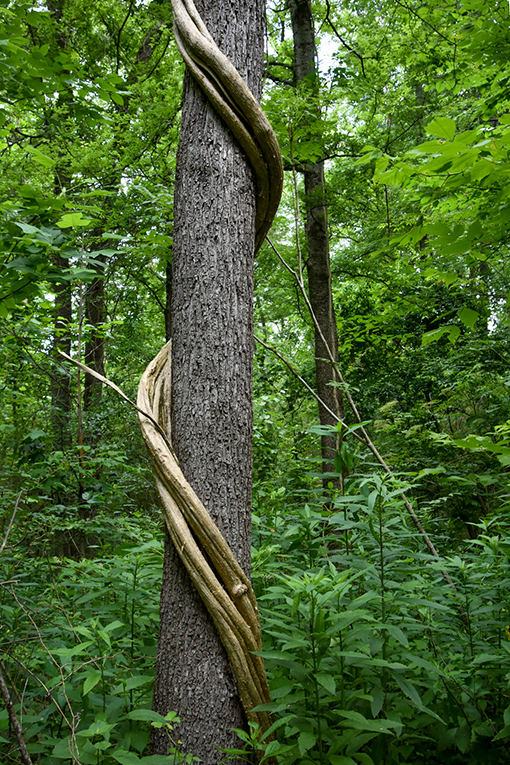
[{"x1": 137, "y1": 0, "x2": 283, "y2": 733}]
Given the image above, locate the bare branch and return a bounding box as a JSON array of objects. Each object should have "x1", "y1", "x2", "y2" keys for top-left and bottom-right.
[
  {"x1": 0, "y1": 490, "x2": 22, "y2": 556},
  {"x1": 265, "y1": 235, "x2": 453, "y2": 581},
  {"x1": 0, "y1": 664, "x2": 34, "y2": 765}
]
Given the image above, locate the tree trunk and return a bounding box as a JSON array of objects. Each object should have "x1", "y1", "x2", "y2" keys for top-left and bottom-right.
[
  {"x1": 51, "y1": 253, "x2": 72, "y2": 451},
  {"x1": 290, "y1": 0, "x2": 344, "y2": 486},
  {"x1": 151, "y1": 1, "x2": 264, "y2": 761},
  {"x1": 48, "y1": 0, "x2": 72, "y2": 452},
  {"x1": 83, "y1": 267, "x2": 105, "y2": 411}
]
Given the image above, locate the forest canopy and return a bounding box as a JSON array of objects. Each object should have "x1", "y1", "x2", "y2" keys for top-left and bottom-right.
[{"x1": 1, "y1": 0, "x2": 510, "y2": 764}]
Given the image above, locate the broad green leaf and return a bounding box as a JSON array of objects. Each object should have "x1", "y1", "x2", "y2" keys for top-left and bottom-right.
[
  {"x1": 448, "y1": 326, "x2": 461, "y2": 343},
  {"x1": 298, "y1": 731, "x2": 317, "y2": 755},
  {"x1": 124, "y1": 675, "x2": 153, "y2": 691},
  {"x1": 455, "y1": 722, "x2": 471, "y2": 753},
  {"x1": 426, "y1": 117, "x2": 456, "y2": 141},
  {"x1": 52, "y1": 737, "x2": 73, "y2": 759},
  {"x1": 458, "y1": 306, "x2": 478, "y2": 329},
  {"x1": 111, "y1": 751, "x2": 142, "y2": 765},
  {"x1": 77, "y1": 720, "x2": 115, "y2": 737},
  {"x1": 14, "y1": 222, "x2": 40, "y2": 235},
  {"x1": 25, "y1": 145, "x2": 55, "y2": 167},
  {"x1": 56, "y1": 212, "x2": 93, "y2": 228},
  {"x1": 421, "y1": 327, "x2": 450, "y2": 346}
]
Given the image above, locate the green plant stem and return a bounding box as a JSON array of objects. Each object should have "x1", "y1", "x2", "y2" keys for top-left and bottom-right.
[{"x1": 309, "y1": 595, "x2": 324, "y2": 765}]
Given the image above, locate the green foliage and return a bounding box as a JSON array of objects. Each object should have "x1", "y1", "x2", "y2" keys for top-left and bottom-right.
[
  {"x1": 251, "y1": 471, "x2": 510, "y2": 765},
  {"x1": 0, "y1": 541, "x2": 172, "y2": 764},
  {"x1": 1, "y1": 0, "x2": 510, "y2": 762}
]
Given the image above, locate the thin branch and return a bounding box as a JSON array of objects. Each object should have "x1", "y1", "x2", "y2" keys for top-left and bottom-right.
[
  {"x1": 265, "y1": 235, "x2": 453, "y2": 581},
  {"x1": 254, "y1": 334, "x2": 366, "y2": 446},
  {"x1": 392, "y1": 0, "x2": 451, "y2": 43},
  {"x1": 57, "y1": 351, "x2": 172, "y2": 450},
  {"x1": 116, "y1": 0, "x2": 136, "y2": 73},
  {"x1": 323, "y1": 0, "x2": 366, "y2": 77},
  {"x1": 0, "y1": 490, "x2": 22, "y2": 556},
  {"x1": 0, "y1": 664, "x2": 34, "y2": 765}
]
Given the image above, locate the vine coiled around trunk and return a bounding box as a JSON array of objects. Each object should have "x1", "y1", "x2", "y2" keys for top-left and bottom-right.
[{"x1": 137, "y1": 0, "x2": 283, "y2": 734}]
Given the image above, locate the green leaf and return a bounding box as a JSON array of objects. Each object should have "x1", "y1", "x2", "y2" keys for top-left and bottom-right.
[
  {"x1": 315, "y1": 672, "x2": 336, "y2": 694},
  {"x1": 384, "y1": 625, "x2": 408, "y2": 647},
  {"x1": 24, "y1": 145, "x2": 56, "y2": 167},
  {"x1": 421, "y1": 327, "x2": 450, "y2": 346},
  {"x1": 52, "y1": 737, "x2": 74, "y2": 759},
  {"x1": 112, "y1": 751, "x2": 142, "y2": 765},
  {"x1": 127, "y1": 709, "x2": 168, "y2": 724},
  {"x1": 56, "y1": 212, "x2": 93, "y2": 228},
  {"x1": 104, "y1": 620, "x2": 125, "y2": 632},
  {"x1": 298, "y1": 731, "x2": 317, "y2": 754},
  {"x1": 83, "y1": 672, "x2": 102, "y2": 695},
  {"x1": 455, "y1": 722, "x2": 471, "y2": 753},
  {"x1": 458, "y1": 306, "x2": 478, "y2": 329},
  {"x1": 124, "y1": 675, "x2": 154, "y2": 691},
  {"x1": 426, "y1": 117, "x2": 456, "y2": 141},
  {"x1": 339, "y1": 711, "x2": 397, "y2": 734},
  {"x1": 371, "y1": 687, "x2": 384, "y2": 717},
  {"x1": 259, "y1": 715, "x2": 295, "y2": 742},
  {"x1": 493, "y1": 724, "x2": 510, "y2": 741},
  {"x1": 14, "y1": 222, "x2": 40, "y2": 235},
  {"x1": 448, "y1": 325, "x2": 461, "y2": 343}
]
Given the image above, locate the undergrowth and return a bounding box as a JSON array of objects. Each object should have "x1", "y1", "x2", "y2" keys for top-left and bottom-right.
[{"x1": 1, "y1": 472, "x2": 510, "y2": 763}]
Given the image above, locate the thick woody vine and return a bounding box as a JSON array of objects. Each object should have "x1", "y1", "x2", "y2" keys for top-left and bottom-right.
[{"x1": 136, "y1": 0, "x2": 283, "y2": 734}]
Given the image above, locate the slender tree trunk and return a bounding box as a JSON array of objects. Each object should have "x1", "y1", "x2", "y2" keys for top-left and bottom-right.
[
  {"x1": 290, "y1": 0, "x2": 344, "y2": 486},
  {"x1": 83, "y1": 267, "x2": 105, "y2": 411},
  {"x1": 151, "y1": 0, "x2": 264, "y2": 760},
  {"x1": 51, "y1": 254, "x2": 72, "y2": 451},
  {"x1": 48, "y1": 1, "x2": 72, "y2": 452}
]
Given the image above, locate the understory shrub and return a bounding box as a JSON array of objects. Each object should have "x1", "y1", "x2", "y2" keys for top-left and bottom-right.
[{"x1": 252, "y1": 472, "x2": 510, "y2": 765}]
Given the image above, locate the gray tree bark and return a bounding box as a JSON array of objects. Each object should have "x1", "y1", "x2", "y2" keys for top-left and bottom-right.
[
  {"x1": 48, "y1": 1, "x2": 72, "y2": 452},
  {"x1": 51, "y1": 252, "x2": 72, "y2": 451},
  {"x1": 151, "y1": 1, "x2": 264, "y2": 760},
  {"x1": 83, "y1": 270, "x2": 105, "y2": 411},
  {"x1": 290, "y1": 0, "x2": 344, "y2": 486}
]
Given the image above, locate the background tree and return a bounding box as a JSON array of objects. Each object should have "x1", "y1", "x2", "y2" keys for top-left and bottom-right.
[{"x1": 289, "y1": 0, "x2": 344, "y2": 489}]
